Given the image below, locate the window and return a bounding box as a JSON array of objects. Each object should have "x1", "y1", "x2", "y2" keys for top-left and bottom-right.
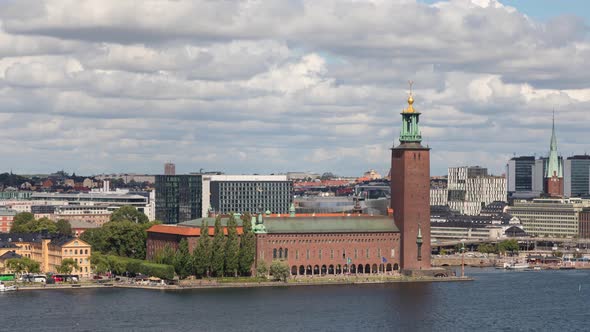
[
  {"x1": 306, "y1": 249, "x2": 310, "y2": 260},
  {"x1": 354, "y1": 249, "x2": 358, "y2": 259},
  {"x1": 366, "y1": 249, "x2": 369, "y2": 258},
  {"x1": 284, "y1": 249, "x2": 288, "y2": 259},
  {"x1": 319, "y1": 249, "x2": 322, "y2": 259},
  {"x1": 279, "y1": 248, "x2": 283, "y2": 259},
  {"x1": 273, "y1": 249, "x2": 277, "y2": 259},
  {"x1": 330, "y1": 249, "x2": 334, "y2": 259}
]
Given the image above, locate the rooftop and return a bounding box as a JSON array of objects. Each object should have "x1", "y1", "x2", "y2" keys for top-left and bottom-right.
[{"x1": 148, "y1": 223, "x2": 244, "y2": 236}]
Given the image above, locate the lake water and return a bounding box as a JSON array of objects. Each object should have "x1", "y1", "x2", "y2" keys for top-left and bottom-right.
[{"x1": 1, "y1": 268, "x2": 589, "y2": 331}]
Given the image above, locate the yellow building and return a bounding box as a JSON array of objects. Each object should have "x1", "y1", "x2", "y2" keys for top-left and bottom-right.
[
  {"x1": 0, "y1": 245, "x2": 21, "y2": 273},
  {"x1": 30, "y1": 238, "x2": 92, "y2": 278}
]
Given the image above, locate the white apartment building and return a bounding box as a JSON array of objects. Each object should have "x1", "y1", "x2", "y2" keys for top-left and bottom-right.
[{"x1": 443, "y1": 166, "x2": 507, "y2": 215}]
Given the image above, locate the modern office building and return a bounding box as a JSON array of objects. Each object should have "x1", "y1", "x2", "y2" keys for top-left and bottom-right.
[
  {"x1": 564, "y1": 155, "x2": 590, "y2": 197},
  {"x1": 507, "y1": 156, "x2": 541, "y2": 193},
  {"x1": 29, "y1": 191, "x2": 153, "y2": 221},
  {"x1": 507, "y1": 198, "x2": 588, "y2": 237},
  {"x1": 204, "y1": 175, "x2": 292, "y2": 216},
  {"x1": 442, "y1": 166, "x2": 506, "y2": 215},
  {"x1": 155, "y1": 175, "x2": 203, "y2": 224}
]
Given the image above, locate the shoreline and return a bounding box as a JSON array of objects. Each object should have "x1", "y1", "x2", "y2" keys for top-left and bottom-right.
[{"x1": 8, "y1": 276, "x2": 473, "y2": 291}]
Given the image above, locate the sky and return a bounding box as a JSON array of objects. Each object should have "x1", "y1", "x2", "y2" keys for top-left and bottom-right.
[{"x1": 0, "y1": 0, "x2": 588, "y2": 177}]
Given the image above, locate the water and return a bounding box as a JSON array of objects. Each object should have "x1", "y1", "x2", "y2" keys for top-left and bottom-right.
[{"x1": 1, "y1": 268, "x2": 589, "y2": 331}]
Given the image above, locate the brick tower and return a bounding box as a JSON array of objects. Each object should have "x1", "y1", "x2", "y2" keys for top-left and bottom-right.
[
  {"x1": 391, "y1": 84, "x2": 431, "y2": 271},
  {"x1": 545, "y1": 111, "x2": 563, "y2": 197}
]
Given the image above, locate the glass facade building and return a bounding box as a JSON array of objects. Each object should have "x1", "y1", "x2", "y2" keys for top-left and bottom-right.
[
  {"x1": 210, "y1": 180, "x2": 292, "y2": 215},
  {"x1": 565, "y1": 155, "x2": 590, "y2": 197},
  {"x1": 155, "y1": 175, "x2": 203, "y2": 224}
]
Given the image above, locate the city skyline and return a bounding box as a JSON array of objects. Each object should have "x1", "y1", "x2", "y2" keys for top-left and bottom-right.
[{"x1": 0, "y1": 0, "x2": 588, "y2": 177}]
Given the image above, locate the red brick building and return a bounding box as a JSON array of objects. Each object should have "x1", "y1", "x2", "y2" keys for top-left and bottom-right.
[
  {"x1": 146, "y1": 215, "x2": 400, "y2": 275},
  {"x1": 391, "y1": 91, "x2": 431, "y2": 272},
  {"x1": 579, "y1": 209, "x2": 590, "y2": 239},
  {"x1": 255, "y1": 216, "x2": 400, "y2": 275}
]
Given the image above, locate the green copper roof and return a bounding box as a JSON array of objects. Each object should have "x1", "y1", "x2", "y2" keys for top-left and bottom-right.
[
  {"x1": 545, "y1": 111, "x2": 563, "y2": 178},
  {"x1": 178, "y1": 216, "x2": 399, "y2": 234},
  {"x1": 263, "y1": 217, "x2": 398, "y2": 233}
]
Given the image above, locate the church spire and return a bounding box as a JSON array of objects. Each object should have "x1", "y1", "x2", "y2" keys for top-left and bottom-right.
[
  {"x1": 545, "y1": 109, "x2": 562, "y2": 178},
  {"x1": 398, "y1": 81, "x2": 422, "y2": 144}
]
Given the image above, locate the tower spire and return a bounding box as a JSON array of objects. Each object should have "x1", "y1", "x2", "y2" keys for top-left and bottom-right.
[
  {"x1": 546, "y1": 109, "x2": 561, "y2": 178},
  {"x1": 398, "y1": 81, "x2": 421, "y2": 144}
]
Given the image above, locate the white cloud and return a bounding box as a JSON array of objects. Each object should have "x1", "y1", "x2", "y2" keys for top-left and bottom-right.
[{"x1": 0, "y1": 0, "x2": 587, "y2": 176}]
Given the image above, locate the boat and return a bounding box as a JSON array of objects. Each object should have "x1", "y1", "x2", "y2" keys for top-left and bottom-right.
[
  {"x1": 504, "y1": 262, "x2": 530, "y2": 270},
  {"x1": 533, "y1": 266, "x2": 542, "y2": 270},
  {"x1": 0, "y1": 282, "x2": 17, "y2": 292}
]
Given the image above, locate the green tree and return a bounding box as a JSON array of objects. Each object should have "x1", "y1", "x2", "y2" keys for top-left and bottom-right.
[
  {"x1": 224, "y1": 214, "x2": 240, "y2": 277},
  {"x1": 9, "y1": 213, "x2": 58, "y2": 234},
  {"x1": 110, "y1": 205, "x2": 149, "y2": 224},
  {"x1": 477, "y1": 243, "x2": 496, "y2": 254},
  {"x1": 256, "y1": 260, "x2": 268, "y2": 278},
  {"x1": 10, "y1": 212, "x2": 36, "y2": 233},
  {"x1": 193, "y1": 219, "x2": 211, "y2": 278},
  {"x1": 153, "y1": 244, "x2": 176, "y2": 266},
  {"x1": 5, "y1": 257, "x2": 40, "y2": 275},
  {"x1": 210, "y1": 216, "x2": 225, "y2": 277},
  {"x1": 239, "y1": 213, "x2": 256, "y2": 276},
  {"x1": 269, "y1": 260, "x2": 290, "y2": 282},
  {"x1": 173, "y1": 238, "x2": 192, "y2": 279},
  {"x1": 30, "y1": 217, "x2": 58, "y2": 233},
  {"x1": 55, "y1": 219, "x2": 72, "y2": 236},
  {"x1": 57, "y1": 258, "x2": 79, "y2": 275},
  {"x1": 80, "y1": 220, "x2": 159, "y2": 259},
  {"x1": 80, "y1": 228, "x2": 108, "y2": 253},
  {"x1": 320, "y1": 172, "x2": 335, "y2": 180},
  {"x1": 497, "y1": 239, "x2": 519, "y2": 255},
  {"x1": 90, "y1": 252, "x2": 110, "y2": 275}
]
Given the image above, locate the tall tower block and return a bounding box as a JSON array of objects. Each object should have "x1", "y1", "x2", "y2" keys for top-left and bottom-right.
[{"x1": 391, "y1": 85, "x2": 431, "y2": 271}]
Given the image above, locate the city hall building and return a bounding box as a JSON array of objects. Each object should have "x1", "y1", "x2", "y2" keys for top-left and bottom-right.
[
  {"x1": 147, "y1": 91, "x2": 441, "y2": 276},
  {"x1": 147, "y1": 213, "x2": 401, "y2": 275}
]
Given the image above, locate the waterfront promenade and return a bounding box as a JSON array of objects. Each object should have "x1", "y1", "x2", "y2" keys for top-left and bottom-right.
[{"x1": 9, "y1": 274, "x2": 472, "y2": 292}]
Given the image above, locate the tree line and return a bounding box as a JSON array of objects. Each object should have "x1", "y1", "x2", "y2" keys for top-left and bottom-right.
[
  {"x1": 10, "y1": 212, "x2": 72, "y2": 236},
  {"x1": 80, "y1": 206, "x2": 156, "y2": 260},
  {"x1": 152, "y1": 214, "x2": 257, "y2": 278},
  {"x1": 477, "y1": 239, "x2": 520, "y2": 254}
]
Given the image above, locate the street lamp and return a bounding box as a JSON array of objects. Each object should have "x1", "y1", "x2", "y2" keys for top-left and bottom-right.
[{"x1": 460, "y1": 239, "x2": 466, "y2": 278}]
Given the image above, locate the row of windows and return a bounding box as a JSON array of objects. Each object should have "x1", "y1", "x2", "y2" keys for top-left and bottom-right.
[
  {"x1": 272, "y1": 247, "x2": 394, "y2": 260},
  {"x1": 269, "y1": 238, "x2": 396, "y2": 245},
  {"x1": 64, "y1": 249, "x2": 89, "y2": 255}
]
